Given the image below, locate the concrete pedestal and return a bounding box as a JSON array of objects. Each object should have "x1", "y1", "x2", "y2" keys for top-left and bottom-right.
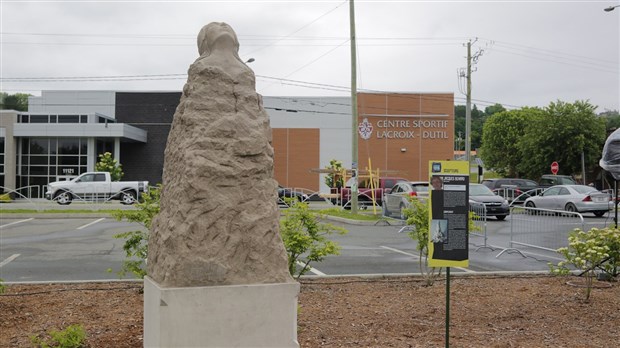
[{"x1": 144, "y1": 276, "x2": 300, "y2": 348}]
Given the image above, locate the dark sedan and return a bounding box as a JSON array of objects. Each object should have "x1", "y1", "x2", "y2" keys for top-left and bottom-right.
[{"x1": 469, "y1": 184, "x2": 510, "y2": 220}]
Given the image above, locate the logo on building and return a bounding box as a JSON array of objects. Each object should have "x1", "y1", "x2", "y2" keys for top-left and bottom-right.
[{"x1": 358, "y1": 118, "x2": 373, "y2": 140}]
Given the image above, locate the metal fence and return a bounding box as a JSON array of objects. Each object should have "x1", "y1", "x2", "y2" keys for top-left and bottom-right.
[
  {"x1": 469, "y1": 202, "x2": 490, "y2": 251},
  {"x1": 496, "y1": 206, "x2": 586, "y2": 258}
]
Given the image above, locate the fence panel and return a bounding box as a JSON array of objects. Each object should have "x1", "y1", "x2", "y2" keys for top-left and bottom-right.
[
  {"x1": 499, "y1": 206, "x2": 584, "y2": 257},
  {"x1": 469, "y1": 202, "x2": 490, "y2": 251}
]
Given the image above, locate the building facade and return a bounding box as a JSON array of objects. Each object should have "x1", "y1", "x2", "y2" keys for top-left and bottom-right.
[{"x1": 0, "y1": 90, "x2": 454, "y2": 197}]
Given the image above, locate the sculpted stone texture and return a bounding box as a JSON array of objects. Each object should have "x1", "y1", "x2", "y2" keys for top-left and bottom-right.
[{"x1": 147, "y1": 22, "x2": 293, "y2": 287}]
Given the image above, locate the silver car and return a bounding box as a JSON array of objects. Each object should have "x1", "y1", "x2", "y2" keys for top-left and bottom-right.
[
  {"x1": 383, "y1": 181, "x2": 429, "y2": 219},
  {"x1": 523, "y1": 185, "x2": 612, "y2": 217}
]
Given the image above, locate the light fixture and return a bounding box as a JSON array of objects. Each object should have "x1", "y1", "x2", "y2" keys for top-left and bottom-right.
[
  {"x1": 604, "y1": 5, "x2": 619, "y2": 12},
  {"x1": 400, "y1": 148, "x2": 407, "y2": 152},
  {"x1": 246, "y1": 58, "x2": 255, "y2": 63}
]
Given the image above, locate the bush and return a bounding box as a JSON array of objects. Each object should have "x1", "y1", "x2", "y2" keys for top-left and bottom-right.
[
  {"x1": 280, "y1": 200, "x2": 347, "y2": 279},
  {"x1": 0, "y1": 278, "x2": 5, "y2": 294},
  {"x1": 550, "y1": 227, "x2": 620, "y2": 301},
  {"x1": 112, "y1": 184, "x2": 161, "y2": 278},
  {"x1": 30, "y1": 324, "x2": 86, "y2": 348}
]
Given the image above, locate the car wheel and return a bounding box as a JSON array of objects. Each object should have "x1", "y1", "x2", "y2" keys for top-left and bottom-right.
[
  {"x1": 525, "y1": 201, "x2": 536, "y2": 215},
  {"x1": 594, "y1": 211, "x2": 606, "y2": 217},
  {"x1": 399, "y1": 203, "x2": 407, "y2": 220},
  {"x1": 565, "y1": 203, "x2": 577, "y2": 213},
  {"x1": 121, "y1": 190, "x2": 137, "y2": 205},
  {"x1": 55, "y1": 191, "x2": 72, "y2": 205},
  {"x1": 496, "y1": 215, "x2": 507, "y2": 221}
]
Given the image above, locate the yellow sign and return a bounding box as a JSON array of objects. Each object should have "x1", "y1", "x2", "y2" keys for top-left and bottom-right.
[{"x1": 428, "y1": 161, "x2": 470, "y2": 268}]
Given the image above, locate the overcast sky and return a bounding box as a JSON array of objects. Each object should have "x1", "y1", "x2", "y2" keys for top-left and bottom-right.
[{"x1": 1, "y1": 0, "x2": 619, "y2": 112}]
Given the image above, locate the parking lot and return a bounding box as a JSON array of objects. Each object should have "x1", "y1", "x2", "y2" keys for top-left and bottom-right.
[{"x1": 3, "y1": 204, "x2": 614, "y2": 282}]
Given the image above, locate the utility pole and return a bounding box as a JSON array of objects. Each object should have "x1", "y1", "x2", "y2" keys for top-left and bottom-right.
[
  {"x1": 465, "y1": 40, "x2": 472, "y2": 162},
  {"x1": 349, "y1": 0, "x2": 359, "y2": 214}
]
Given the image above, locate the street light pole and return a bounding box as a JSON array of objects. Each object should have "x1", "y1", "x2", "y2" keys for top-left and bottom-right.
[{"x1": 350, "y1": 0, "x2": 359, "y2": 214}]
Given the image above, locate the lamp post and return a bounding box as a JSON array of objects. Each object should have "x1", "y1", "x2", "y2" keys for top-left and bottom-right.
[{"x1": 604, "y1": 5, "x2": 619, "y2": 11}]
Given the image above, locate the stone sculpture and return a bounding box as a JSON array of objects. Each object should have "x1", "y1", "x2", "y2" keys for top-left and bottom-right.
[{"x1": 147, "y1": 22, "x2": 293, "y2": 287}]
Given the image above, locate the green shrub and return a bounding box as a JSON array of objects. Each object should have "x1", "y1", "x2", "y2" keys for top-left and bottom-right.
[
  {"x1": 112, "y1": 184, "x2": 161, "y2": 278},
  {"x1": 550, "y1": 227, "x2": 620, "y2": 301},
  {"x1": 30, "y1": 324, "x2": 86, "y2": 348},
  {"x1": 280, "y1": 200, "x2": 347, "y2": 279},
  {"x1": 0, "y1": 278, "x2": 5, "y2": 294}
]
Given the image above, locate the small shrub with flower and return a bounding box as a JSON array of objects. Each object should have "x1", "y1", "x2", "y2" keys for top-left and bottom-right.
[{"x1": 550, "y1": 227, "x2": 620, "y2": 301}]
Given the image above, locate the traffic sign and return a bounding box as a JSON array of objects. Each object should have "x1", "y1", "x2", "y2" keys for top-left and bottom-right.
[{"x1": 551, "y1": 161, "x2": 559, "y2": 175}]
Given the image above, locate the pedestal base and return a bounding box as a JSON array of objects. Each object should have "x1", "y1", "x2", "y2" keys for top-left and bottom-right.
[{"x1": 144, "y1": 276, "x2": 300, "y2": 347}]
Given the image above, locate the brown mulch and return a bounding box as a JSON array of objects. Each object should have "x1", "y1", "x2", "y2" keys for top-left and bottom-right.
[{"x1": 1, "y1": 275, "x2": 619, "y2": 347}]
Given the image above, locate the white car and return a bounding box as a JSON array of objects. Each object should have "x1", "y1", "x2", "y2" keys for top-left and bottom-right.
[
  {"x1": 523, "y1": 185, "x2": 612, "y2": 217},
  {"x1": 382, "y1": 181, "x2": 429, "y2": 219}
]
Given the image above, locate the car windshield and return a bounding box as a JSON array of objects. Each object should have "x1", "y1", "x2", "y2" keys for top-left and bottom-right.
[
  {"x1": 571, "y1": 185, "x2": 598, "y2": 194},
  {"x1": 470, "y1": 184, "x2": 494, "y2": 196}
]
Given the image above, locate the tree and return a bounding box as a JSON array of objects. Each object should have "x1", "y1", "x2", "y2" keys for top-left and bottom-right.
[
  {"x1": 518, "y1": 100, "x2": 606, "y2": 180},
  {"x1": 0, "y1": 92, "x2": 30, "y2": 111},
  {"x1": 599, "y1": 110, "x2": 620, "y2": 132},
  {"x1": 324, "y1": 159, "x2": 344, "y2": 189},
  {"x1": 95, "y1": 152, "x2": 124, "y2": 181},
  {"x1": 484, "y1": 103, "x2": 506, "y2": 116},
  {"x1": 480, "y1": 107, "x2": 542, "y2": 177}
]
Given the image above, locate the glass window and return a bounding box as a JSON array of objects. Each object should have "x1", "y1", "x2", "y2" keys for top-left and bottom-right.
[
  {"x1": 21, "y1": 138, "x2": 29, "y2": 155},
  {"x1": 80, "y1": 115, "x2": 88, "y2": 123},
  {"x1": 79, "y1": 174, "x2": 95, "y2": 182},
  {"x1": 58, "y1": 156, "x2": 79, "y2": 165},
  {"x1": 80, "y1": 156, "x2": 87, "y2": 165},
  {"x1": 30, "y1": 139, "x2": 49, "y2": 155},
  {"x1": 50, "y1": 115, "x2": 57, "y2": 123},
  {"x1": 29, "y1": 156, "x2": 49, "y2": 165},
  {"x1": 543, "y1": 187, "x2": 561, "y2": 196},
  {"x1": 50, "y1": 139, "x2": 57, "y2": 154},
  {"x1": 29, "y1": 166, "x2": 48, "y2": 176},
  {"x1": 58, "y1": 115, "x2": 79, "y2": 123},
  {"x1": 20, "y1": 115, "x2": 29, "y2": 123},
  {"x1": 94, "y1": 174, "x2": 106, "y2": 182},
  {"x1": 58, "y1": 138, "x2": 80, "y2": 155},
  {"x1": 30, "y1": 115, "x2": 49, "y2": 123},
  {"x1": 559, "y1": 188, "x2": 570, "y2": 195},
  {"x1": 0, "y1": 165, "x2": 4, "y2": 175}
]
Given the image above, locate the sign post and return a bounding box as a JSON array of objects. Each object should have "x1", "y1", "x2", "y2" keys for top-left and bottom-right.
[
  {"x1": 551, "y1": 161, "x2": 559, "y2": 175},
  {"x1": 429, "y1": 161, "x2": 470, "y2": 348}
]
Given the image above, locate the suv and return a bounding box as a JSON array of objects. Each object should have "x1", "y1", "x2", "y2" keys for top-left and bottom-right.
[
  {"x1": 481, "y1": 178, "x2": 539, "y2": 192},
  {"x1": 538, "y1": 175, "x2": 577, "y2": 188},
  {"x1": 481, "y1": 178, "x2": 540, "y2": 204}
]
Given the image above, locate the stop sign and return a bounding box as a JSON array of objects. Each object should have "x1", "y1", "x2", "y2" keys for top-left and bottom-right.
[{"x1": 551, "y1": 161, "x2": 559, "y2": 175}]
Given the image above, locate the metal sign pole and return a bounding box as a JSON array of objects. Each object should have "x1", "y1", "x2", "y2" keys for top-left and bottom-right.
[{"x1": 445, "y1": 267, "x2": 450, "y2": 348}]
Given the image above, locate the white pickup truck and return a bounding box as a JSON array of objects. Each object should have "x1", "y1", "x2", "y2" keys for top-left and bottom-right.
[{"x1": 45, "y1": 172, "x2": 149, "y2": 205}]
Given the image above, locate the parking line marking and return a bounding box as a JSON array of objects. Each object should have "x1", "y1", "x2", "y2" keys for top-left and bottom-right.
[
  {"x1": 77, "y1": 218, "x2": 106, "y2": 230},
  {"x1": 296, "y1": 261, "x2": 326, "y2": 276},
  {"x1": 0, "y1": 218, "x2": 34, "y2": 229},
  {"x1": 380, "y1": 246, "x2": 475, "y2": 273},
  {"x1": 0, "y1": 254, "x2": 20, "y2": 268}
]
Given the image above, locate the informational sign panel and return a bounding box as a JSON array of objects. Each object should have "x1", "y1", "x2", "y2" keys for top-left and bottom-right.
[{"x1": 428, "y1": 161, "x2": 470, "y2": 268}]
